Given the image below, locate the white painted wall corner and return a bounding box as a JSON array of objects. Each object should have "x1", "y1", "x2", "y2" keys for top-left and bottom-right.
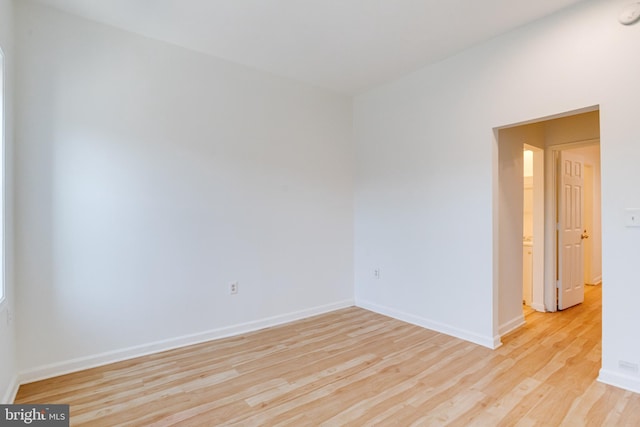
[
  {"x1": 1, "y1": 375, "x2": 19, "y2": 404},
  {"x1": 356, "y1": 299, "x2": 498, "y2": 349}
]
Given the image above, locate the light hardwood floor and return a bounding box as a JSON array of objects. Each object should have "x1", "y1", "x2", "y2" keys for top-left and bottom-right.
[{"x1": 15, "y1": 286, "x2": 640, "y2": 426}]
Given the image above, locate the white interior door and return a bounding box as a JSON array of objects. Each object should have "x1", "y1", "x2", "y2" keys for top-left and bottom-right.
[{"x1": 557, "y1": 151, "x2": 585, "y2": 310}]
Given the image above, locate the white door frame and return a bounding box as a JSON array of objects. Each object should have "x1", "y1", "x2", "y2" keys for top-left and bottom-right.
[
  {"x1": 492, "y1": 105, "x2": 600, "y2": 345},
  {"x1": 526, "y1": 145, "x2": 545, "y2": 312},
  {"x1": 543, "y1": 139, "x2": 599, "y2": 312}
]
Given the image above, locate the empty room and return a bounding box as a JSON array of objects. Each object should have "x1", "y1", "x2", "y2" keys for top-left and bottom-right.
[{"x1": 1, "y1": 0, "x2": 640, "y2": 425}]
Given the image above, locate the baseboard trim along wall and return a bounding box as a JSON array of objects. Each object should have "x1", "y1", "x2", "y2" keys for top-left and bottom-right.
[
  {"x1": 498, "y1": 315, "x2": 526, "y2": 337},
  {"x1": 18, "y1": 299, "x2": 354, "y2": 387},
  {"x1": 598, "y1": 369, "x2": 640, "y2": 394},
  {"x1": 586, "y1": 276, "x2": 602, "y2": 286},
  {"x1": 356, "y1": 299, "x2": 498, "y2": 349},
  {"x1": 530, "y1": 303, "x2": 546, "y2": 312},
  {"x1": 1, "y1": 375, "x2": 19, "y2": 404}
]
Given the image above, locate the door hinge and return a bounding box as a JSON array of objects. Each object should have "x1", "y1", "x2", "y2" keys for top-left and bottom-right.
[
  {"x1": 556, "y1": 280, "x2": 560, "y2": 289},
  {"x1": 556, "y1": 222, "x2": 560, "y2": 231}
]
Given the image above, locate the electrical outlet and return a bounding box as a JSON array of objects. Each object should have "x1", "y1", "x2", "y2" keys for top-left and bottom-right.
[
  {"x1": 229, "y1": 282, "x2": 239, "y2": 295},
  {"x1": 374, "y1": 269, "x2": 381, "y2": 279},
  {"x1": 6, "y1": 308, "x2": 13, "y2": 326}
]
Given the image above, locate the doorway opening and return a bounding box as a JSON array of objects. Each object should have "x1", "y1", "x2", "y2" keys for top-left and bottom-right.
[{"x1": 494, "y1": 106, "x2": 601, "y2": 342}]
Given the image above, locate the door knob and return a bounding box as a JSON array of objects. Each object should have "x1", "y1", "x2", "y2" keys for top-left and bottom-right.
[{"x1": 581, "y1": 229, "x2": 589, "y2": 239}]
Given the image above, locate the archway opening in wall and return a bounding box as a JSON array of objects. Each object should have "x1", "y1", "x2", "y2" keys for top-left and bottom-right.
[{"x1": 494, "y1": 106, "x2": 601, "y2": 343}]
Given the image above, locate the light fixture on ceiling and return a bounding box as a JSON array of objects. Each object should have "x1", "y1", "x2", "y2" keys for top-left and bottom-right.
[{"x1": 619, "y1": 2, "x2": 640, "y2": 25}]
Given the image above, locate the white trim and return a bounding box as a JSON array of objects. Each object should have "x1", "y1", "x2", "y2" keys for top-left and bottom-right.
[
  {"x1": 545, "y1": 139, "x2": 601, "y2": 312},
  {"x1": 531, "y1": 147, "x2": 545, "y2": 312},
  {"x1": 498, "y1": 314, "x2": 525, "y2": 336},
  {"x1": 546, "y1": 137, "x2": 600, "y2": 149},
  {"x1": 1, "y1": 374, "x2": 18, "y2": 404},
  {"x1": 598, "y1": 369, "x2": 640, "y2": 394},
  {"x1": 586, "y1": 276, "x2": 602, "y2": 286},
  {"x1": 543, "y1": 148, "x2": 558, "y2": 312},
  {"x1": 356, "y1": 299, "x2": 498, "y2": 349},
  {"x1": 530, "y1": 302, "x2": 546, "y2": 312},
  {"x1": 492, "y1": 335, "x2": 503, "y2": 349},
  {"x1": 18, "y1": 299, "x2": 354, "y2": 385}
]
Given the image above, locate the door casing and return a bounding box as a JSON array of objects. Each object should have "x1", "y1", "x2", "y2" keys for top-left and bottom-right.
[{"x1": 543, "y1": 139, "x2": 599, "y2": 312}]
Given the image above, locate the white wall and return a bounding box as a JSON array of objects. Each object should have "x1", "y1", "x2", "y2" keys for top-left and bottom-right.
[
  {"x1": 14, "y1": 1, "x2": 354, "y2": 381},
  {"x1": 498, "y1": 137, "x2": 524, "y2": 335},
  {"x1": 11, "y1": 0, "x2": 640, "y2": 397},
  {"x1": 0, "y1": 0, "x2": 17, "y2": 404},
  {"x1": 497, "y1": 125, "x2": 545, "y2": 327},
  {"x1": 354, "y1": 0, "x2": 640, "y2": 392}
]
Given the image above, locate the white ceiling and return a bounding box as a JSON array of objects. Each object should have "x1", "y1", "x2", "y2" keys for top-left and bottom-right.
[{"x1": 32, "y1": 0, "x2": 588, "y2": 94}]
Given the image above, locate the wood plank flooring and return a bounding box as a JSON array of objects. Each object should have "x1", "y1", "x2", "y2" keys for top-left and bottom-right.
[{"x1": 15, "y1": 285, "x2": 640, "y2": 426}]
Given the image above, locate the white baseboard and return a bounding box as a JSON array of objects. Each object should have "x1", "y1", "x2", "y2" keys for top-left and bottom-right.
[
  {"x1": 499, "y1": 314, "x2": 525, "y2": 336},
  {"x1": 598, "y1": 369, "x2": 640, "y2": 394},
  {"x1": 586, "y1": 276, "x2": 602, "y2": 286},
  {"x1": 492, "y1": 334, "x2": 503, "y2": 349},
  {"x1": 355, "y1": 299, "x2": 498, "y2": 349},
  {"x1": 530, "y1": 303, "x2": 546, "y2": 312},
  {"x1": 1, "y1": 374, "x2": 19, "y2": 404},
  {"x1": 18, "y1": 299, "x2": 354, "y2": 385}
]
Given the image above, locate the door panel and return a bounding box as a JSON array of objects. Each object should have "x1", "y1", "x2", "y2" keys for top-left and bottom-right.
[{"x1": 558, "y1": 151, "x2": 584, "y2": 310}]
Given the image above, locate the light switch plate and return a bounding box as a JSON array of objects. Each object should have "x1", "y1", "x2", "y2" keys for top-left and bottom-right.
[{"x1": 625, "y1": 208, "x2": 640, "y2": 227}]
